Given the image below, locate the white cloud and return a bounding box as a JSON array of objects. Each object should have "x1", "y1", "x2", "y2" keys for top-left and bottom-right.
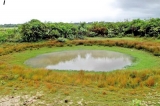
[
  {"x1": 0, "y1": 0, "x2": 120, "y2": 24},
  {"x1": 0, "y1": 0, "x2": 160, "y2": 24}
]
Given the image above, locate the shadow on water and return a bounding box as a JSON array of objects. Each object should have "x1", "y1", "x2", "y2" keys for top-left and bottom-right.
[{"x1": 24, "y1": 50, "x2": 135, "y2": 72}]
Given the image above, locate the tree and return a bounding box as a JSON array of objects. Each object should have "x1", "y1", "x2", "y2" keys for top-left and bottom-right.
[
  {"x1": 20, "y1": 19, "x2": 46, "y2": 42},
  {"x1": 89, "y1": 22, "x2": 108, "y2": 37}
]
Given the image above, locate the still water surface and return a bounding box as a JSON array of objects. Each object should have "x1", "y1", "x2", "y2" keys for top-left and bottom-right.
[{"x1": 25, "y1": 50, "x2": 134, "y2": 71}]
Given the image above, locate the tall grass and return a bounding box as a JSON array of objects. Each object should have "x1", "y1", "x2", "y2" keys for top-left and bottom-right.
[
  {"x1": 0, "y1": 62, "x2": 160, "y2": 89},
  {"x1": 1, "y1": 39, "x2": 160, "y2": 56}
]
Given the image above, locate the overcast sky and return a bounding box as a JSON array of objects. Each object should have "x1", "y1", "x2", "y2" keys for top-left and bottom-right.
[{"x1": 0, "y1": 0, "x2": 160, "y2": 24}]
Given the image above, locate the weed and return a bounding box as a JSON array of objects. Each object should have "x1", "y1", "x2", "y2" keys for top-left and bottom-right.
[
  {"x1": 132, "y1": 99, "x2": 141, "y2": 106},
  {"x1": 146, "y1": 77, "x2": 155, "y2": 87}
]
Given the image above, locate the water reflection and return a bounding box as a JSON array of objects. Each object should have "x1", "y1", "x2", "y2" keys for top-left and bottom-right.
[{"x1": 25, "y1": 50, "x2": 134, "y2": 71}]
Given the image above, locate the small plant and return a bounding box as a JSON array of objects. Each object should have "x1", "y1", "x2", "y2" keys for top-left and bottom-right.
[
  {"x1": 57, "y1": 37, "x2": 66, "y2": 42},
  {"x1": 132, "y1": 99, "x2": 141, "y2": 106}
]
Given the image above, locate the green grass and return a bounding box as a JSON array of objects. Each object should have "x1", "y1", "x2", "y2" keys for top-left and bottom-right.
[
  {"x1": 86, "y1": 37, "x2": 136, "y2": 41},
  {"x1": 1, "y1": 40, "x2": 160, "y2": 106},
  {"x1": 6, "y1": 45, "x2": 160, "y2": 71},
  {"x1": 86, "y1": 37, "x2": 160, "y2": 43}
]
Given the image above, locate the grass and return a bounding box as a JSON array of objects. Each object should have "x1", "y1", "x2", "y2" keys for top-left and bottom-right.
[
  {"x1": 86, "y1": 36, "x2": 160, "y2": 43},
  {"x1": 0, "y1": 75, "x2": 160, "y2": 105},
  {"x1": 4, "y1": 45, "x2": 160, "y2": 70},
  {"x1": 1, "y1": 39, "x2": 160, "y2": 105}
]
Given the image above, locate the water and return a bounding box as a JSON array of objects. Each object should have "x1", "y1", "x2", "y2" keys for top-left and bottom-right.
[{"x1": 24, "y1": 50, "x2": 134, "y2": 71}]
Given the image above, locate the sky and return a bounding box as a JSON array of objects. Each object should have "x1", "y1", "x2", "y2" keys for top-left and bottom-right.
[{"x1": 0, "y1": 0, "x2": 160, "y2": 24}]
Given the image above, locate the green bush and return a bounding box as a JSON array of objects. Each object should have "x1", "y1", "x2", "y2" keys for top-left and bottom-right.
[
  {"x1": 16, "y1": 18, "x2": 160, "y2": 42},
  {"x1": 57, "y1": 37, "x2": 66, "y2": 42},
  {"x1": 19, "y1": 19, "x2": 46, "y2": 42},
  {"x1": 0, "y1": 28, "x2": 20, "y2": 42}
]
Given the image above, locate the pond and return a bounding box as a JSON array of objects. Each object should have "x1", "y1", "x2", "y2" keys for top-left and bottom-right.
[{"x1": 24, "y1": 50, "x2": 135, "y2": 72}]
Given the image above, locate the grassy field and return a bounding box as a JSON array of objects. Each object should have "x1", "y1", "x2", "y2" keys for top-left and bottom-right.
[
  {"x1": 0, "y1": 39, "x2": 160, "y2": 105},
  {"x1": 3, "y1": 45, "x2": 160, "y2": 70}
]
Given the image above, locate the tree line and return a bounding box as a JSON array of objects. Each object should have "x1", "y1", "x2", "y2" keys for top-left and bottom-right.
[
  {"x1": 19, "y1": 18, "x2": 160, "y2": 42},
  {"x1": 1, "y1": 18, "x2": 160, "y2": 42}
]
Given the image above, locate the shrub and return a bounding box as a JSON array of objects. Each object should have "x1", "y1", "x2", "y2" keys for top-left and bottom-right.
[
  {"x1": 88, "y1": 31, "x2": 97, "y2": 37},
  {"x1": 57, "y1": 37, "x2": 66, "y2": 42},
  {"x1": 19, "y1": 19, "x2": 46, "y2": 42}
]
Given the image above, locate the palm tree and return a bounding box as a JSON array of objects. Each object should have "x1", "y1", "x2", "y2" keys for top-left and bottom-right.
[{"x1": 3, "y1": 0, "x2": 5, "y2": 5}]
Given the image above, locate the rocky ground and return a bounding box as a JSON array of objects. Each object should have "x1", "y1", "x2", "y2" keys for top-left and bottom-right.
[
  {"x1": 0, "y1": 92, "x2": 45, "y2": 106},
  {"x1": 0, "y1": 92, "x2": 95, "y2": 106}
]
